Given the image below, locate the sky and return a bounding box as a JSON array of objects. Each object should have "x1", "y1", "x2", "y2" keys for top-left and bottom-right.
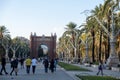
[{"x1": 0, "y1": 0, "x2": 104, "y2": 41}]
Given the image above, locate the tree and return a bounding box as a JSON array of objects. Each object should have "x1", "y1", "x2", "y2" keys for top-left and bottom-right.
[
  {"x1": 92, "y1": 0, "x2": 120, "y2": 67},
  {"x1": 0, "y1": 26, "x2": 10, "y2": 58},
  {"x1": 13, "y1": 37, "x2": 30, "y2": 58},
  {"x1": 65, "y1": 22, "x2": 77, "y2": 58},
  {"x1": 2, "y1": 36, "x2": 12, "y2": 60},
  {"x1": 10, "y1": 37, "x2": 21, "y2": 58},
  {"x1": 102, "y1": 0, "x2": 120, "y2": 60},
  {"x1": 85, "y1": 16, "x2": 98, "y2": 63}
]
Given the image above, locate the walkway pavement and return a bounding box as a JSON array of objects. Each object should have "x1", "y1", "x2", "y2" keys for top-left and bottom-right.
[
  {"x1": 0, "y1": 62, "x2": 75, "y2": 80},
  {"x1": 65, "y1": 63, "x2": 120, "y2": 79},
  {"x1": 0, "y1": 62, "x2": 120, "y2": 80}
]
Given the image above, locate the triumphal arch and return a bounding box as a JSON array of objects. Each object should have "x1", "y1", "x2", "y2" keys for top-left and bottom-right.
[{"x1": 30, "y1": 32, "x2": 57, "y2": 60}]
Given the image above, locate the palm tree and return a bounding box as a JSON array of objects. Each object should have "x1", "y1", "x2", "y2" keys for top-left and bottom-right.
[
  {"x1": 75, "y1": 27, "x2": 86, "y2": 63},
  {"x1": 16, "y1": 37, "x2": 30, "y2": 58},
  {"x1": 114, "y1": 12, "x2": 120, "y2": 62},
  {"x1": 57, "y1": 37, "x2": 67, "y2": 60},
  {"x1": 0, "y1": 26, "x2": 10, "y2": 57},
  {"x1": 65, "y1": 22, "x2": 77, "y2": 58},
  {"x1": 102, "y1": 0, "x2": 113, "y2": 59},
  {"x1": 2, "y1": 36, "x2": 12, "y2": 60},
  {"x1": 85, "y1": 16, "x2": 97, "y2": 63},
  {"x1": 102, "y1": 0, "x2": 120, "y2": 60},
  {"x1": 94, "y1": 0, "x2": 120, "y2": 67},
  {"x1": 60, "y1": 31, "x2": 73, "y2": 61},
  {"x1": 91, "y1": 4, "x2": 103, "y2": 62},
  {"x1": 62, "y1": 35, "x2": 71, "y2": 61}
]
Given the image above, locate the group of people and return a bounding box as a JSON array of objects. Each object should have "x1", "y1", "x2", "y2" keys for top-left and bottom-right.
[
  {"x1": 43, "y1": 58, "x2": 57, "y2": 73},
  {"x1": 0, "y1": 55, "x2": 106, "y2": 76},
  {"x1": 0, "y1": 56, "x2": 25, "y2": 76},
  {"x1": 25, "y1": 57, "x2": 58, "y2": 74},
  {"x1": 0, "y1": 56, "x2": 38, "y2": 76},
  {"x1": 25, "y1": 57, "x2": 38, "y2": 74},
  {"x1": 0, "y1": 56, "x2": 57, "y2": 76}
]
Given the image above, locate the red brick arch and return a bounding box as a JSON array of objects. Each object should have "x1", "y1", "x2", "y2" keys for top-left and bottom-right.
[{"x1": 30, "y1": 33, "x2": 57, "y2": 60}]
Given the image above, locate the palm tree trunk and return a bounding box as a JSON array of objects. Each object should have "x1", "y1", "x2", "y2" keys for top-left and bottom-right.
[
  {"x1": 107, "y1": 19, "x2": 110, "y2": 59},
  {"x1": 77, "y1": 44, "x2": 80, "y2": 63},
  {"x1": 92, "y1": 29, "x2": 95, "y2": 63},
  {"x1": 70, "y1": 32, "x2": 75, "y2": 58},
  {"x1": 99, "y1": 30, "x2": 102, "y2": 61},
  {"x1": 105, "y1": 44, "x2": 107, "y2": 61}
]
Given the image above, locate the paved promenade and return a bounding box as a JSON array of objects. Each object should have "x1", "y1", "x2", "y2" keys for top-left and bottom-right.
[
  {"x1": 66, "y1": 63, "x2": 120, "y2": 79},
  {"x1": 0, "y1": 62, "x2": 75, "y2": 80},
  {"x1": 1, "y1": 62, "x2": 120, "y2": 80}
]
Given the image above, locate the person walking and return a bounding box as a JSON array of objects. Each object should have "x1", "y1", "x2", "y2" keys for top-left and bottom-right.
[
  {"x1": 10, "y1": 58, "x2": 14, "y2": 75},
  {"x1": 96, "y1": 61, "x2": 104, "y2": 76},
  {"x1": 25, "y1": 56, "x2": 31, "y2": 74},
  {"x1": 10, "y1": 57, "x2": 19, "y2": 76},
  {"x1": 54, "y1": 59, "x2": 57, "y2": 71},
  {"x1": 0, "y1": 56, "x2": 8, "y2": 75},
  {"x1": 20, "y1": 58, "x2": 24, "y2": 69},
  {"x1": 31, "y1": 57, "x2": 38, "y2": 74},
  {"x1": 49, "y1": 59, "x2": 54, "y2": 73},
  {"x1": 43, "y1": 58, "x2": 49, "y2": 73}
]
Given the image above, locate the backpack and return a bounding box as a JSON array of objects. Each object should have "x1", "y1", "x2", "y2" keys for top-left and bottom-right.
[
  {"x1": 98, "y1": 64, "x2": 102, "y2": 70},
  {"x1": 11, "y1": 61, "x2": 14, "y2": 68}
]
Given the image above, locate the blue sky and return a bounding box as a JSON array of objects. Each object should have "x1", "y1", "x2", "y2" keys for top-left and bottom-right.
[{"x1": 0, "y1": 0, "x2": 104, "y2": 40}]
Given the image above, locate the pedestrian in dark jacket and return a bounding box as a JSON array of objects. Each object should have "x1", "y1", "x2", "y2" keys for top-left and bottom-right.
[
  {"x1": 0, "y1": 56, "x2": 8, "y2": 75},
  {"x1": 43, "y1": 58, "x2": 49, "y2": 73},
  {"x1": 97, "y1": 61, "x2": 104, "y2": 76},
  {"x1": 49, "y1": 59, "x2": 54, "y2": 73},
  {"x1": 10, "y1": 57, "x2": 19, "y2": 76},
  {"x1": 20, "y1": 58, "x2": 24, "y2": 69}
]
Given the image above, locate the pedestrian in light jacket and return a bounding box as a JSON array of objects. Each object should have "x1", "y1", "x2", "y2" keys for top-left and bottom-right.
[{"x1": 31, "y1": 57, "x2": 38, "y2": 74}]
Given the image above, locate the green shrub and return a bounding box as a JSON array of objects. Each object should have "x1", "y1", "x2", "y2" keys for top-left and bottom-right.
[
  {"x1": 76, "y1": 75, "x2": 120, "y2": 80},
  {"x1": 58, "y1": 62, "x2": 90, "y2": 71}
]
